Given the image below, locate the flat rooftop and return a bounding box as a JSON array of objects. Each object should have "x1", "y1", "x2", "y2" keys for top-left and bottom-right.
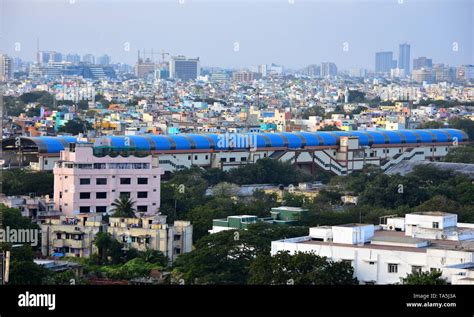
[
  {"x1": 334, "y1": 223, "x2": 373, "y2": 227},
  {"x1": 297, "y1": 230, "x2": 474, "y2": 252},
  {"x1": 409, "y1": 211, "x2": 455, "y2": 217}
]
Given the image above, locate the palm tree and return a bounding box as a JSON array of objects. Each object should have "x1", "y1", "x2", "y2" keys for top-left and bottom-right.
[{"x1": 110, "y1": 196, "x2": 136, "y2": 218}]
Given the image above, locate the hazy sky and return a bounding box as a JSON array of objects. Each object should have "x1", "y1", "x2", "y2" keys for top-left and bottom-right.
[{"x1": 0, "y1": 0, "x2": 472, "y2": 70}]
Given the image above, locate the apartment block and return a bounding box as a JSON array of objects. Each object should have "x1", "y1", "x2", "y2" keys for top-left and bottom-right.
[{"x1": 53, "y1": 142, "x2": 163, "y2": 216}]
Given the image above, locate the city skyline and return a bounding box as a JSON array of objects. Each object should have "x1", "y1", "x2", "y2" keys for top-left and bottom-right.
[{"x1": 0, "y1": 0, "x2": 472, "y2": 70}]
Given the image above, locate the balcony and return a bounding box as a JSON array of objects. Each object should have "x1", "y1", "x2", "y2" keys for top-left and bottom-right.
[{"x1": 52, "y1": 239, "x2": 85, "y2": 249}]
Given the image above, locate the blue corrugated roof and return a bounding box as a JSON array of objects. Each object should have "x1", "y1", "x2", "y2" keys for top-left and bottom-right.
[{"x1": 19, "y1": 129, "x2": 469, "y2": 153}]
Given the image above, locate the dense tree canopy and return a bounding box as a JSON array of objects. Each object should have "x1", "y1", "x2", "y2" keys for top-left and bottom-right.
[
  {"x1": 58, "y1": 117, "x2": 93, "y2": 135},
  {"x1": 401, "y1": 270, "x2": 447, "y2": 285},
  {"x1": 249, "y1": 251, "x2": 358, "y2": 285},
  {"x1": 172, "y1": 223, "x2": 308, "y2": 284},
  {"x1": 2, "y1": 170, "x2": 54, "y2": 197}
]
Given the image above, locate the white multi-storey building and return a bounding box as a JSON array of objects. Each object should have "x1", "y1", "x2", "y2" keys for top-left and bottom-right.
[{"x1": 272, "y1": 212, "x2": 474, "y2": 285}]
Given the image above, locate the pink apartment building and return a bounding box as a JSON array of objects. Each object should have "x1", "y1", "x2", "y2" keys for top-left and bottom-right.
[{"x1": 54, "y1": 142, "x2": 163, "y2": 216}]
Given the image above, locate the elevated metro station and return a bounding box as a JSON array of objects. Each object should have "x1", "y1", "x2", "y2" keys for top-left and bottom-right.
[{"x1": 1, "y1": 129, "x2": 469, "y2": 176}]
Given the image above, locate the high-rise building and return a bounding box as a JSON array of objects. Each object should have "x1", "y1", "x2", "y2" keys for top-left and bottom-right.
[
  {"x1": 456, "y1": 65, "x2": 474, "y2": 83},
  {"x1": 349, "y1": 68, "x2": 367, "y2": 78},
  {"x1": 303, "y1": 64, "x2": 321, "y2": 77},
  {"x1": 413, "y1": 57, "x2": 433, "y2": 70},
  {"x1": 135, "y1": 58, "x2": 155, "y2": 79},
  {"x1": 37, "y1": 51, "x2": 62, "y2": 64},
  {"x1": 320, "y1": 62, "x2": 337, "y2": 77},
  {"x1": 433, "y1": 64, "x2": 455, "y2": 83},
  {"x1": 232, "y1": 70, "x2": 259, "y2": 82},
  {"x1": 258, "y1": 64, "x2": 268, "y2": 77},
  {"x1": 412, "y1": 68, "x2": 434, "y2": 84},
  {"x1": 97, "y1": 54, "x2": 111, "y2": 66},
  {"x1": 398, "y1": 43, "x2": 410, "y2": 76},
  {"x1": 66, "y1": 53, "x2": 81, "y2": 65},
  {"x1": 0, "y1": 54, "x2": 13, "y2": 81},
  {"x1": 82, "y1": 54, "x2": 95, "y2": 64},
  {"x1": 375, "y1": 52, "x2": 396, "y2": 74},
  {"x1": 169, "y1": 56, "x2": 200, "y2": 81}
]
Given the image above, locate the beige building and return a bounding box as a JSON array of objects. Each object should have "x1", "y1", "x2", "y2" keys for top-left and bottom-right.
[
  {"x1": 108, "y1": 214, "x2": 193, "y2": 263},
  {"x1": 41, "y1": 213, "x2": 193, "y2": 262},
  {"x1": 41, "y1": 214, "x2": 104, "y2": 258}
]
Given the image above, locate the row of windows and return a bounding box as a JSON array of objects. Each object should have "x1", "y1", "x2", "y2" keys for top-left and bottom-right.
[
  {"x1": 79, "y1": 177, "x2": 149, "y2": 185},
  {"x1": 55, "y1": 233, "x2": 82, "y2": 240},
  {"x1": 220, "y1": 157, "x2": 247, "y2": 163},
  {"x1": 64, "y1": 163, "x2": 150, "y2": 169},
  {"x1": 78, "y1": 205, "x2": 149, "y2": 213},
  {"x1": 79, "y1": 191, "x2": 151, "y2": 199},
  {"x1": 379, "y1": 263, "x2": 439, "y2": 274}
]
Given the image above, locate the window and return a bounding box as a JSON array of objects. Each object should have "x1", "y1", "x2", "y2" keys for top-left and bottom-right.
[
  {"x1": 194, "y1": 155, "x2": 198, "y2": 160},
  {"x1": 96, "y1": 206, "x2": 107, "y2": 213},
  {"x1": 174, "y1": 248, "x2": 181, "y2": 255},
  {"x1": 369, "y1": 261, "x2": 375, "y2": 265},
  {"x1": 220, "y1": 157, "x2": 227, "y2": 162},
  {"x1": 388, "y1": 263, "x2": 398, "y2": 273},
  {"x1": 137, "y1": 192, "x2": 148, "y2": 198},
  {"x1": 96, "y1": 192, "x2": 107, "y2": 199},
  {"x1": 120, "y1": 192, "x2": 131, "y2": 199},
  {"x1": 80, "y1": 192, "x2": 91, "y2": 199},
  {"x1": 79, "y1": 206, "x2": 90, "y2": 213},
  {"x1": 188, "y1": 155, "x2": 191, "y2": 160},
  {"x1": 96, "y1": 178, "x2": 107, "y2": 185},
  {"x1": 59, "y1": 192, "x2": 62, "y2": 199},
  {"x1": 174, "y1": 234, "x2": 181, "y2": 241},
  {"x1": 137, "y1": 178, "x2": 148, "y2": 185},
  {"x1": 432, "y1": 222, "x2": 439, "y2": 229},
  {"x1": 412, "y1": 266, "x2": 422, "y2": 273},
  {"x1": 241, "y1": 157, "x2": 247, "y2": 162},
  {"x1": 137, "y1": 205, "x2": 148, "y2": 212},
  {"x1": 120, "y1": 178, "x2": 131, "y2": 185},
  {"x1": 56, "y1": 233, "x2": 61, "y2": 239},
  {"x1": 205, "y1": 155, "x2": 209, "y2": 160},
  {"x1": 79, "y1": 178, "x2": 91, "y2": 185},
  {"x1": 229, "y1": 157, "x2": 236, "y2": 162}
]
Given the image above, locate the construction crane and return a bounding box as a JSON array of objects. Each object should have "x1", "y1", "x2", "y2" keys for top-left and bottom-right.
[{"x1": 159, "y1": 49, "x2": 170, "y2": 64}]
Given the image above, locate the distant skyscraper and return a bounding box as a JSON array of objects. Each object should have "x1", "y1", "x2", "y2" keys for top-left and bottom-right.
[
  {"x1": 412, "y1": 68, "x2": 434, "y2": 84},
  {"x1": 82, "y1": 54, "x2": 95, "y2": 64},
  {"x1": 97, "y1": 54, "x2": 111, "y2": 66},
  {"x1": 38, "y1": 51, "x2": 62, "y2": 64},
  {"x1": 0, "y1": 54, "x2": 13, "y2": 80},
  {"x1": 456, "y1": 65, "x2": 474, "y2": 83},
  {"x1": 413, "y1": 57, "x2": 433, "y2": 70},
  {"x1": 398, "y1": 43, "x2": 411, "y2": 76},
  {"x1": 320, "y1": 62, "x2": 337, "y2": 77},
  {"x1": 169, "y1": 56, "x2": 200, "y2": 81},
  {"x1": 303, "y1": 64, "x2": 321, "y2": 77},
  {"x1": 375, "y1": 52, "x2": 396, "y2": 74},
  {"x1": 66, "y1": 53, "x2": 81, "y2": 65}
]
